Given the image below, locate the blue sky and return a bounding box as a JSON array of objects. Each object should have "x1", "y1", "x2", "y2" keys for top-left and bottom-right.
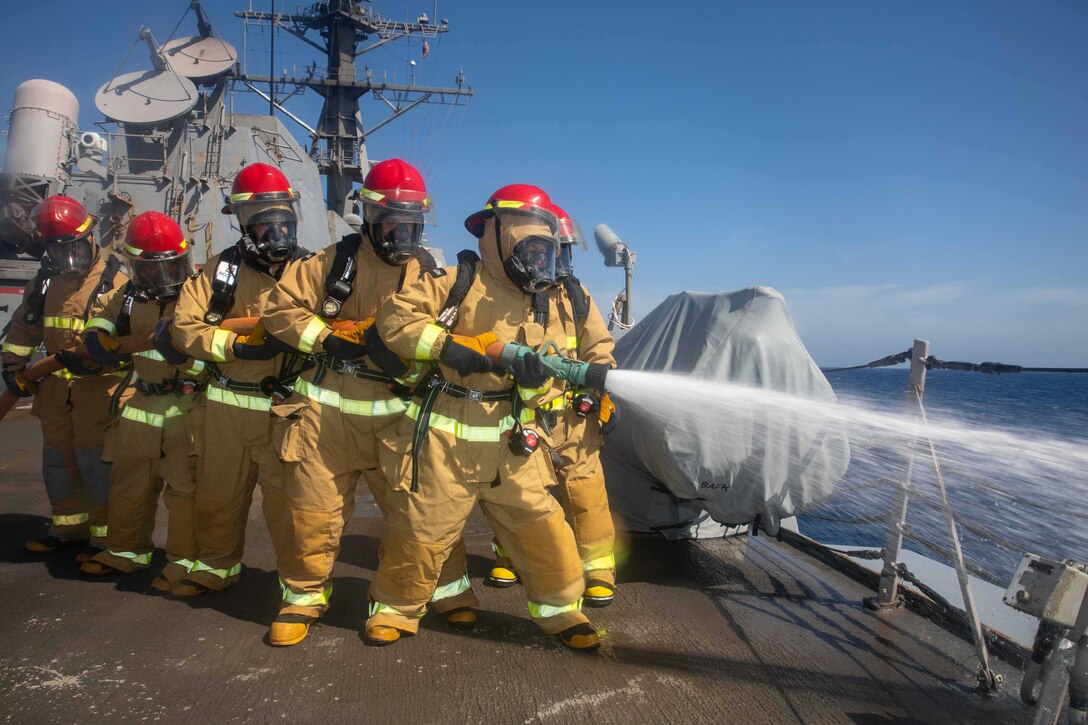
[{"x1": 1, "y1": 1, "x2": 1084, "y2": 366}]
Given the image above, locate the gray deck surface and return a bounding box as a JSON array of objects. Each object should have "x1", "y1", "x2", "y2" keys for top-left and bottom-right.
[{"x1": 0, "y1": 406, "x2": 1032, "y2": 724}]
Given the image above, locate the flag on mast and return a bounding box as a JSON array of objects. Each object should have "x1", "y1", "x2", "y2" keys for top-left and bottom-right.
[{"x1": 422, "y1": 41, "x2": 430, "y2": 59}]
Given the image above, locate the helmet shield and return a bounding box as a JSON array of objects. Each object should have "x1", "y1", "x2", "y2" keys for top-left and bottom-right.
[
  {"x1": 46, "y1": 237, "x2": 97, "y2": 278},
  {"x1": 128, "y1": 251, "x2": 194, "y2": 299}
]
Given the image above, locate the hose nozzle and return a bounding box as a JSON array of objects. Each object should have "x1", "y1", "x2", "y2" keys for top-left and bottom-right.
[{"x1": 491, "y1": 341, "x2": 609, "y2": 390}]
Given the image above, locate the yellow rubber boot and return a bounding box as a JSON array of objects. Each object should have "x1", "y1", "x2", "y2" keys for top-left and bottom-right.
[
  {"x1": 486, "y1": 559, "x2": 519, "y2": 588},
  {"x1": 444, "y1": 607, "x2": 477, "y2": 629},
  {"x1": 80, "y1": 559, "x2": 119, "y2": 577},
  {"x1": 364, "y1": 624, "x2": 401, "y2": 647},
  {"x1": 558, "y1": 624, "x2": 601, "y2": 652},
  {"x1": 583, "y1": 579, "x2": 616, "y2": 608},
  {"x1": 269, "y1": 613, "x2": 318, "y2": 647}
]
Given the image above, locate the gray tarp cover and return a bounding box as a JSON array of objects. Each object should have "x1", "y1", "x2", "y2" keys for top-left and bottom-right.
[{"x1": 603, "y1": 287, "x2": 850, "y2": 539}]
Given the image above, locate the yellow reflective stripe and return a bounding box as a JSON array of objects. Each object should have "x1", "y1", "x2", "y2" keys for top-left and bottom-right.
[
  {"x1": 108, "y1": 549, "x2": 153, "y2": 565},
  {"x1": 280, "y1": 578, "x2": 332, "y2": 607},
  {"x1": 180, "y1": 359, "x2": 205, "y2": 376},
  {"x1": 121, "y1": 404, "x2": 185, "y2": 428},
  {"x1": 397, "y1": 361, "x2": 426, "y2": 386},
  {"x1": 296, "y1": 379, "x2": 406, "y2": 417},
  {"x1": 487, "y1": 199, "x2": 527, "y2": 211},
  {"x1": 583, "y1": 553, "x2": 616, "y2": 572},
  {"x1": 190, "y1": 560, "x2": 242, "y2": 579},
  {"x1": 42, "y1": 316, "x2": 85, "y2": 331},
  {"x1": 415, "y1": 323, "x2": 445, "y2": 361},
  {"x1": 491, "y1": 541, "x2": 509, "y2": 558},
  {"x1": 368, "y1": 600, "x2": 425, "y2": 619},
  {"x1": 405, "y1": 402, "x2": 534, "y2": 442},
  {"x1": 50, "y1": 367, "x2": 126, "y2": 380},
  {"x1": 206, "y1": 385, "x2": 272, "y2": 412},
  {"x1": 528, "y1": 599, "x2": 583, "y2": 620},
  {"x1": 210, "y1": 329, "x2": 232, "y2": 363},
  {"x1": 566, "y1": 336, "x2": 579, "y2": 350},
  {"x1": 430, "y1": 575, "x2": 471, "y2": 603},
  {"x1": 73, "y1": 216, "x2": 93, "y2": 235},
  {"x1": 89, "y1": 525, "x2": 108, "y2": 538},
  {"x1": 298, "y1": 316, "x2": 328, "y2": 354},
  {"x1": 172, "y1": 559, "x2": 195, "y2": 571},
  {"x1": 86, "y1": 317, "x2": 117, "y2": 335},
  {"x1": 539, "y1": 395, "x2": 567, "y2": 411},
  {"x1": 134, "y1": 349, "x2": 166, "y2": 362},
  {"x1": 2, "y1": 341, "x2": 37, "y2": 356},
  {"x1": 360, "y1": 188, "x2": 385, "y2": 202},
  {"x1": 53, "y1": 513, "x2": 90, "y2": 526},
  {"x1": 518, "y1": 381, "x2": 552, "y2": 401}
]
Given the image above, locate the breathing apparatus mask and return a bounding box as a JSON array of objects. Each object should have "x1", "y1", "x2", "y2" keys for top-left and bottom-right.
[
  {"x1": 366, "y1": 204, "x2": 425, "y2": 266},
  {"x1": 240, "y1": 205, "x2": 298, "y2": 265},
  {"x1": 554, "y1": 243, "x2": 574, "y2": 280},
  {"x1": 493, "y1": 213, "x2": 559, "y2": 294}
]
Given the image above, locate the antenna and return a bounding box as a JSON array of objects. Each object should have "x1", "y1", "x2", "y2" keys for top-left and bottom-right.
[
  {"x1": 95, "y1": 27, "x2": 199, "y2": 126},
  {"x1": 235, "y1": 1, "x2": 473, "y2": 216},
  {"x1": 594, "y1": 224, "x2": 637, "y2": 330}
]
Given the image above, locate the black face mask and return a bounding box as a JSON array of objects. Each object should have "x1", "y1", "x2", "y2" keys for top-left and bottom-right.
[
  {"x1": 244, "y1": 221, "x2": 297, "y2": 264},
  {"x1": 369, "y1": 220, "x2": 422, "y2": 265},
  {"x1": 47, "y1": 238, "x2": 97, "y2": 278},
  {"x1": 503, "y1": 234, "x2": 557, "y2": 294}
]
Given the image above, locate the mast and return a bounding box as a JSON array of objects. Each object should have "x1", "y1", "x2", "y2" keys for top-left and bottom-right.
[{"x1": 236, "y1": 1, "x2": 473, "y2": 216}]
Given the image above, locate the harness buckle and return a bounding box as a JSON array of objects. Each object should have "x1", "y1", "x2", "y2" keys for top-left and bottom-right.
[{"x1": 466, "y1": 389, "x2": 483, "y2": 402}]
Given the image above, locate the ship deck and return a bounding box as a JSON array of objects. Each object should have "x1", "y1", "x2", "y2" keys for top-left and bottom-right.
[{"x1": 0, "y1": 406, "x2": 1032, "y2": 724}]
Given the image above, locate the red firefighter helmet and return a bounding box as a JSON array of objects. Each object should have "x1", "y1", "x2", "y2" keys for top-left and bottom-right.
[
  {"x1": 551, "y1": 203, "x2": 586, "y2": 280},
  {"x1": 123, "y1": 211, "x2": 193, "y2": 299},
  {"x1": 34, "y1": 195, "x2": 98, "y2": 277},
  {"x1": 463, "y1": 183, "x2": 560, "y2": 239},
  {"x1": 359, "y1": 158, "x2": 433, "y2": 264},
  {"x1": 223, "y1": 163, "x2": 300, "y2": 263},
  {"x1": 34, "y1": 195, "x2": 94, "y2": 243}
]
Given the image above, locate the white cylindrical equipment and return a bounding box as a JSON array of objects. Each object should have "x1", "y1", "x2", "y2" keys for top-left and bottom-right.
[{"x1": 3, "y1": 79, "x2": 79, "y2": 180}]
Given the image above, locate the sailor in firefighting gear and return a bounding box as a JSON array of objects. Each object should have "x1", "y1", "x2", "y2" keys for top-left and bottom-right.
[
  {"x1": 487, "y1": 206, "x2": 620, "y2": 606},
  {"x1": 78, "y1": 212, "x2": 206, "y2": 590},
  {"x1": 164, "y1": 163, "x2": 307, "y2": 596},
  {"x1": 2, "y1": 195, "x2": 127, "y2": 556},
  {"x1": 364, "y1": 184, "x2": 601, "y2": 651},
  {"x1": 260, "y1": 158, "x2": 475, "y2": 646}
]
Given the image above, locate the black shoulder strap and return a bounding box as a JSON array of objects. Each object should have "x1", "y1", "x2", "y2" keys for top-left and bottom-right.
[
  {"x1": 21, "y1": 267, "x2": 52, "y2": 325},
  {"x1": 531, "y1": 291, "x2": 549, "y2": 327},
  {"x1": 82, "y1": 254, "x2": 124, "y2": 322},
  {"x1": 204, "y1": 245, "x2": 243, "y2": 324},
  {"x1": 320, "y1": 233, "x2": 362, "y2": 318},
  {"x1": 115, "y1": 282, "x2": 137, "y2": 337},
  {"x1": 561, "y1": 275, "x2": 589, "y2": 326},
  {"x1": 436, "y1": 250, "x2": 480, "y2": 330}
]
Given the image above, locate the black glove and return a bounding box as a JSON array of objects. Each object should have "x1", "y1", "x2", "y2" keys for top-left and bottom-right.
[
  {"x1": 508, "y1": 352, "x2": 550, "y2": 389},
  {"x1": 84, "y1": 330, "x2": 131, "y2": 366},
  {"x1": 232, "y1": 339, "x2": 280, "y2": 361},
  {"x1": 322, "y1": 332, "x2": 366, "y2": 362},
  {"x1": 152, "y1": 319, "x2": 189, "y2": 366},
  {"x1": 363, "y1": 324, "x2": 409, "y2": 377},
  {"x1": 440, "y1": 333, "x2": 501, "y2": 376},
  {"x1": 2, "y1": 369, "x2": 34, "y2": 397},
  {"x1": 55, "y1": 350, "x2": 103, "y2": 376}
]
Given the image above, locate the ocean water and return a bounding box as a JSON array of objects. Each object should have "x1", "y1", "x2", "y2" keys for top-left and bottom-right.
[{"x1": 801, "y1": 368, "x2": 1088, "y2": 582}]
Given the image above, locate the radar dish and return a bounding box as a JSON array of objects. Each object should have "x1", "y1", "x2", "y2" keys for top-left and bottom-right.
[
  {"x1": 162, "y1": 36, "x2": 238, "y2": 80},
  {"x1": 94, "y1": 70, "x2": 198, "y2": 126}
]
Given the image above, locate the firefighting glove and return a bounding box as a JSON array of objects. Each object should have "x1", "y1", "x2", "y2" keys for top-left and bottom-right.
[
  {"x1": 153, "y1": 319, "x2": 190, "y2": 366},
  {"x1": 440, "y1": 333, "x2": 501, "y2": 376},
  {"x1": 232, "y1": 321, "x2": 279, "y2": 361},
  {"x1": 1, "y1": 369, "x2": 35, "y2": 397},
  {"x1": 55, "y1": 349, "x2": 103, "y2": 376},
  {"x1": 84, "y1": 330, "x2": 132, "y2": 366},
  {"x1": 321, "y1": 318, "x2": 373, "y2": 361},
  {"x1": 363, "y1": 324, "x2": 409, "y2": 378},
  {"x1": 599, "y1": 392, "x2": 619, "y2": 435},
  {"x1": 508, "y1": 351, "x2": 551, "y2": 389}
]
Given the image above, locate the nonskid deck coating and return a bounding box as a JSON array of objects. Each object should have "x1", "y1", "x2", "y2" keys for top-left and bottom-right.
[{"x1": 0, "y1": 408, "x2": 1031, "y2": 724}]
